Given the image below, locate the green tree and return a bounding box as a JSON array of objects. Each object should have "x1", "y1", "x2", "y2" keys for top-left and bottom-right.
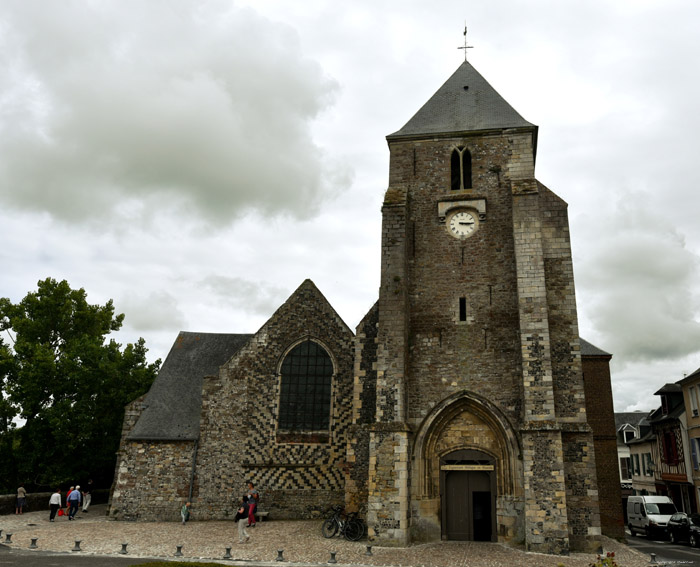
[{"x1": 0, "y1": 278, "x2": 160, "y2": 492}]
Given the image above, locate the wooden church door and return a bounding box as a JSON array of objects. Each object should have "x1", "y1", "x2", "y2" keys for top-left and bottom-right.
[{"x1": 441, "y1": 450, "x2": 496, "y2": 541}]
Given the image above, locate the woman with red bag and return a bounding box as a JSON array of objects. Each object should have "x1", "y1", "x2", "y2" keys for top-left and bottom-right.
[{"x1": 49, "y1": 489, "x2": 62, "y2": 522}]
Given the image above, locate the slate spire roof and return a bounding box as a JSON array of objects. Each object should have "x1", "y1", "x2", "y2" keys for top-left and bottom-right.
[{"x1": 387, "y1": 60, "x2": 536, "y2": 140}]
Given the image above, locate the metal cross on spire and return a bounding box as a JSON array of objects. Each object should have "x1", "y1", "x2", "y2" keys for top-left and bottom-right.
[{"x1": 458, "y1": 24, "x2": 473, "y2": 61}]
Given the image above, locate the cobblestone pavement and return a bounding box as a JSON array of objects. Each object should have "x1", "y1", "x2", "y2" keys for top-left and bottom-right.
[{"x1": 0, "y1": 506, "x2": 650, "y2": 567}]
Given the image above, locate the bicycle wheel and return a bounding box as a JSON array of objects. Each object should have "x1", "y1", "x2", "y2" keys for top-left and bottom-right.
[
  {"x1": 344, "y1": 518, "x2": 364, "y2": 541},
  {"x1": 322, "y1": 517, "x2": 339, "y2": 538}
]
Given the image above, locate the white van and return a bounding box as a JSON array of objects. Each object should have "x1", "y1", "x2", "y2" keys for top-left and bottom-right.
[{"x1": 627, "y1": 495, "x2": 677, "y2": 538}]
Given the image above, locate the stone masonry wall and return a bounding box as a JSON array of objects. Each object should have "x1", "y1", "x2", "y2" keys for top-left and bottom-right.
[
  {"x1": 109, "y1": 395, "x2": 146, "y2": 516},
  {"x1": 194, "y1": 280, "x2": 354, "y2": 520},
  {"x1": 539, "y1": 183, "x2": 587, "y2": 421},
  {"x1": 370, "y1": 181, "x2": 411, "y2": 545},
  {"x1": 510, "y1": 137, "x2": 573, "y2": 553},
  {"x1": 109, "y1": 439, "x2": 195, "y2": 521},
  {"x1": 390, "y1": 134, "x2": 525, "y2": 429},
  {"x1": 346, "y1": 303, "x2": 379, "y2": 513},
  {"x1": 109, "y1": 395, "x2": 195, "y2": 521}
]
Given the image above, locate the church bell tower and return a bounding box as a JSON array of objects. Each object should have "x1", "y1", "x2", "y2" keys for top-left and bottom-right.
[{"x1": 364, "y1": 60, "x2": 602, "y2": 553}]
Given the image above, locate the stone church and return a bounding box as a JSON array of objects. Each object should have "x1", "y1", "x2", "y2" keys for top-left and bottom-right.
[{"x1": 109, "y1": 60, "x2": 623, "y2": 554}]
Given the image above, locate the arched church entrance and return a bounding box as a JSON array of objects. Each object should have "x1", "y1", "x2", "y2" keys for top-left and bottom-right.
[
  {"x1": 441, "y1": 449, "x2": 496, "y2": 541},
  {"x1": 412, "y1": 392, "x2": 522, "y2": 544}
]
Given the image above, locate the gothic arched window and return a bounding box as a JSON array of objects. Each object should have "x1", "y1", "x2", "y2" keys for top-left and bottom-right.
[
  {"x1": 451, "y1": 147, "x2": 472, "y2": 190},
  {"x1": 278, "y1": 340, "x2": 333, "y2": 431}
]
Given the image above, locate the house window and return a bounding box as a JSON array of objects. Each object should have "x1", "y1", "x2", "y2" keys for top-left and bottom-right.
[
  {"x1": 693, "y1": 439, "x2": 700, "y2": 471},
  {"x1": 278, "y1": 340, "x2": 333, "y2": 431},
  {"x1": 643, "y1": 453, "x2": 654, "y2": 476},
  {"x1": 662, "y1": 395, "x2": 670, "y2": 415},
  {"x1": 633, "y1": 454, "x2": 641, "y2": 475},
  {"x1": 662, "y1": 430, "x2": 679, "y2": 465},
  {"x1": 623, "y1": 429, "x2": 636, "y2": 443},
  {"x1": 451, "y1": 147, "x2": 472, "y2": 190},
  {"x1": 693, "y1": 386, "x2": 700, "y2": 417},
  {"x1": 620, "y1": 457, "x2": 631, "y2": 480}
]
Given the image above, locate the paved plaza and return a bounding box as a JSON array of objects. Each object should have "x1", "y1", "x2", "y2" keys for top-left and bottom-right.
[{"x1": 0, "y1": 505, "x2": 651, "y2": 567}]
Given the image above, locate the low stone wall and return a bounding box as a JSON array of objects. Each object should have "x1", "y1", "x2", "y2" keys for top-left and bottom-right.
[{"x1": 0, "y1": 489, "x2": 110, "y2": 516}]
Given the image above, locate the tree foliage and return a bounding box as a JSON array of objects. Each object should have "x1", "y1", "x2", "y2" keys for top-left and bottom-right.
[{"x1": 0, "y1": 278, "x2": 160, "y2": 492}]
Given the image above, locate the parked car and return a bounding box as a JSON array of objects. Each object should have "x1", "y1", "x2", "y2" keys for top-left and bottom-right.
[{"x1": 667, "y1": 512, "x2": 700, "y2": 546}]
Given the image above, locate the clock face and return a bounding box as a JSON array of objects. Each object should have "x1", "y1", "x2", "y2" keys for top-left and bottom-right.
[{"x1": 447, "y1": 210, "x2": 477, "y2": 238}]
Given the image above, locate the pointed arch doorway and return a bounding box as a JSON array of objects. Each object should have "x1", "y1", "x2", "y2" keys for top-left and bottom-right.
[{"x1": 440, "y1": 449, "x2": 497, "y2": 541}]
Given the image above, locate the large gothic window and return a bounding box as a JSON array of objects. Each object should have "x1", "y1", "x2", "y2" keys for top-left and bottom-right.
[
  {"x1": 278, "y1": 340, "x2": 333, "y2": 431},
  {"x1": 451, "y1": 146, "x2": 472, "y2": 190}
]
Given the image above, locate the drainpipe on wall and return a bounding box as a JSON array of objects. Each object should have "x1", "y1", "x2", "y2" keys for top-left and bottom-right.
[{"x1": 189, "y1": 438, "x2": 199, "y2": 502}]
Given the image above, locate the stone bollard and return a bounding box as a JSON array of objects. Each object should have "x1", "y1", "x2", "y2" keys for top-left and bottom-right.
[
  {"x1": 328, "y1": 551, "x2": 338, "y2": 564},
  {"x1": 365, "y1": 545, "x2": 373, "y2": 556},
  {"x1": 72, "y1": 540, "x2": 82, "y2": 552},
  {"x1": 120, "y1": 543, "x2": 128, "y2": 555},
  {"x1": 175, "y1": 545, "x2": 183, "y2": 557},
  {"x1": 650, "y1": 553, "x2": 657, "y2": 564},
  {"x1": 276, "y1": 549, "x2": 285, "y2": 562},
  {"x1": 29, "y1": 538, "x2": 38, "y2": 549},
  {"x1": 223, "y1": 547, "x2": 232, "y2": 560},
  {"x1": 4, "y1": 533, "x2": 12, "y2": 544}
]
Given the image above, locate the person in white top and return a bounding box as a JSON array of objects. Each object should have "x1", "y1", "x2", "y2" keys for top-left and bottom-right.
[{"x1": 49, "y1": 489, "x2": 62, "y2": 522}]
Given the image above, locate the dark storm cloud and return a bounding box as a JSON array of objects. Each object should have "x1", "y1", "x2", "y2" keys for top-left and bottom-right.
[{"x1": 0, "y1": 1, "x2": 349, "y2": 224}]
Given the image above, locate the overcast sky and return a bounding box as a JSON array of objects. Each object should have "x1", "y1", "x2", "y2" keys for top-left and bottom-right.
[{"x1": 2, "y1": 0, "x2": 700, "y2": 412}]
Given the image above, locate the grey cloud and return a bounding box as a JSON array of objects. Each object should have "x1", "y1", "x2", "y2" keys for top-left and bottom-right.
[
  {"x1": 201, "y1": 275, "x2": 288, "y2": 319},
  {"x1": 577, "y1": 196, "x2": 700, "y2": 363},
  {"x1": 0, "y1": 1, "x2": 350, "y2": 225},
  {"x1": 118, "y1": 290, "x2": 186, "y2": 332}
]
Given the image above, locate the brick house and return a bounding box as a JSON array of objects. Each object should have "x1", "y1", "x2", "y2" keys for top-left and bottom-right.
[{"x1": 109, "y1": 60, "x2": 622, "y2": 554}]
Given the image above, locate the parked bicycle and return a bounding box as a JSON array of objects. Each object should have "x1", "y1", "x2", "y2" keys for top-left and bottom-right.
[{"x1": 321, "y1": 504, "x2": 365, "y2": 541}]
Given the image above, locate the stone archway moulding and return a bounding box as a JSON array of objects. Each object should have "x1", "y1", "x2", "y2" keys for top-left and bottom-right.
[{"x1": 412, "y1": 390, "x2": 523, "y2": 499}]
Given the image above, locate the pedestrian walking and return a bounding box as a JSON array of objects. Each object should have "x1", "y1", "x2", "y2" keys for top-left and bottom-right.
[
  {"x1": 16, "y1": 484, "x2": 27, "y2": 515},
  {"x1": 67, "y1": 485, "x2": 82, "y2": 520},
  {"x1": 49, "y1": 489, "x2": 62, "y2": 522},
  {"x1": 234, "y1": 497, "x2": 250, "y2": 543},
  {"x1": 82, "y1": 479, "x2": 93, "y2": 512},
  {"x1": 246, "y1": 482, "x2": 259, "y2": 527}
]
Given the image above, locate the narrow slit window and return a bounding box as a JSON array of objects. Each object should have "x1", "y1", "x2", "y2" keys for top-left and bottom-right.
[{"x1": 459, "y1": 297, "x2": 467, "y2": 321}]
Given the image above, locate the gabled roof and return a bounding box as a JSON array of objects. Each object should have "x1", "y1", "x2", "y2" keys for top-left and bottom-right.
[
  {"x1": 580, "y1": 338, "x2": 611, "y2": 357},
  {"x1": 655, "y1": 383, "x2": 682, "y2": 395},
  {"x1": 678, "y1": 366, "x2": 700, "y2": 385},
  {"x1": 614, "y1": 411, "x2": 650, "y2": 430},
  {"x1": 647, "y1": 401, "x2": 685, "y2": 424},
  {"x1": 387, "y1": 61, "x2": 536, "y2": 141},
  {"x1": 127, "y1": 279, "x2": 354, "y2": 442},
  {"x1": 128, "y1": 331, "x2": 252, "y2": 441}
]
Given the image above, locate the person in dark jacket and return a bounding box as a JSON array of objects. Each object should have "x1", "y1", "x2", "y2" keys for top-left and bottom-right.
[{"x1": 234, "y1": 496, "x2": 250, "y2": 543}]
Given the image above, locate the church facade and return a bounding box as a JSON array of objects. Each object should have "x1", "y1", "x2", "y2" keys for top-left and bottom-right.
[{"x1": 109, "y1": 61, "x2": 623, "y2": 554}]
